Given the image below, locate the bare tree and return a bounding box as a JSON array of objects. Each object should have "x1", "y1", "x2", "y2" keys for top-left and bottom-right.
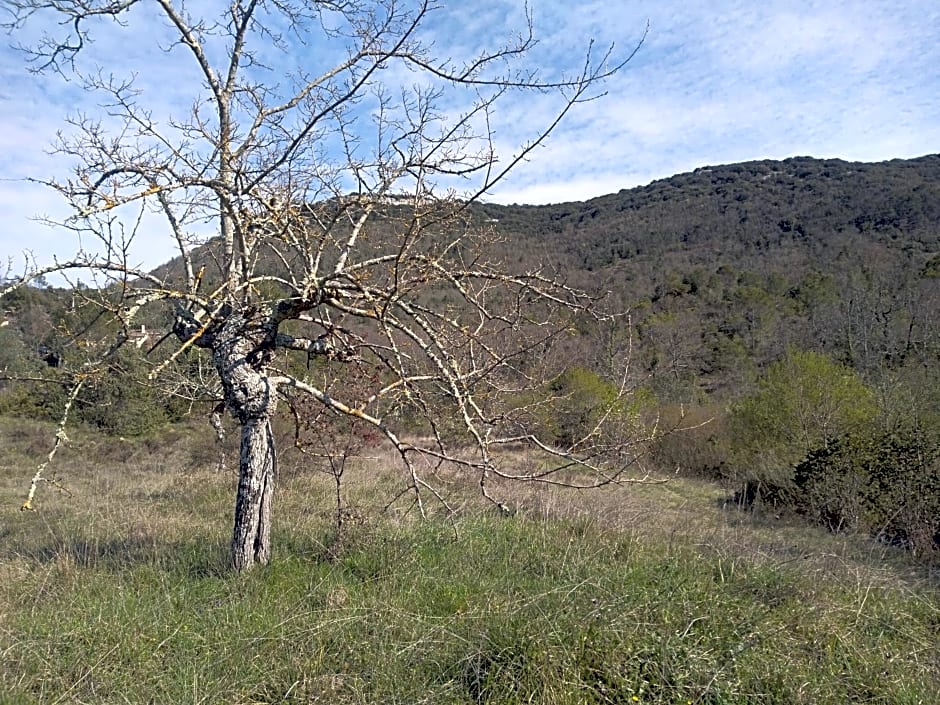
[{"x1": 2, "y1": 0, "x2": 650, "y2": 571}]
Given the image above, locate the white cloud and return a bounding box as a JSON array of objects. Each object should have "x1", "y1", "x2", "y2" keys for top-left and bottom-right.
[{"x1": 1, "y1": 0, "x2": 938, "y2": 269}]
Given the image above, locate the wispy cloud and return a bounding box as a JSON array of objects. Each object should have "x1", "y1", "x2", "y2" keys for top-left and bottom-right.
[
  {"x1": 485, "y1": 0, "x2": 939, "y2": 202},
  {"x1": 1, "y1": 0, "x2": 937, "y2": 268}
]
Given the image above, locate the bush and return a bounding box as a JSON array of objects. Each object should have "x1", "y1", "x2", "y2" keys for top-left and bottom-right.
[
  {"x1": 75, "y1": 355, "x2": 171, "y2": 436},
  {"x1": 791, "y1": 429, "x2": 940, "y2": 558},
  {"x1": 0, "y1": 346, "x2": 188, "y2": 437},
  {"x1": 650, "y1": 405, "x2": 728, "y2": 479},
  {"x1": 0, "y1": 374, "x2": 71, "y2": 423},
  {"x1": 726, "y1": 349, "x2": 878, "y2": 498},
  {"x1": 521, "y1": 367, "x2": 650, "y2": 452}
]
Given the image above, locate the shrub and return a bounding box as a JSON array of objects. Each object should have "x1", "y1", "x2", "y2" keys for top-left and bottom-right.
[
  {"x1": 726, "y1": 349, "x2": 878, "y2": 500},
  {"x1": 523, "y1": 367, "x2": 650, "y2": 453},
  {"x1": 791, "y1": 429, "x2": 940, "y2": 558}
]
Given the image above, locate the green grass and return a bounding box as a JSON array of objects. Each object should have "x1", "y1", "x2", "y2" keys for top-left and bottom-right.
[{"x1": 0, "y1": 418, "x2": 938, "y2": 704}]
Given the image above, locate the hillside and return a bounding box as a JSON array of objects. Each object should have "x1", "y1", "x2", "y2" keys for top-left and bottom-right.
[
  {"x1": 482, "y1": 154, "x2": 940, "y2": 272},
  {"x1": 5, "y1": 153, "x2": 939, "y2": 398},
  {"x1": 2, "y1": 154, "x2": 938, "y2": 556},
  {"x1": 472, "y1": 155, "x2": 940, "y2": 397},
  {"x1": 6, "y1": 152, "x2": 938, "y2": 384}
]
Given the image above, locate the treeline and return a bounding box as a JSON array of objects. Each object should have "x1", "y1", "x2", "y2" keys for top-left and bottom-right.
[{"x1": 0, "y1": 283, "x2": 195, "y2": 435}]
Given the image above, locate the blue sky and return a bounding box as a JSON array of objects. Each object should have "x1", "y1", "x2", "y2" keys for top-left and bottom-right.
[{"x1": 1, "y1": 0, "x2": 938, "y2": 271}]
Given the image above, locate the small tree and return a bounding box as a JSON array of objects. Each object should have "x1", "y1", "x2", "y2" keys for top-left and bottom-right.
[
  {"x1": 791, "y1": 429, "x2": 940, "y2": 556},
  {"x1": 2, "y1": 0, "x2": 649, "y2": 570},
  {"x1": 728, "y1": 349, "x2": 878, "y2": 501}
]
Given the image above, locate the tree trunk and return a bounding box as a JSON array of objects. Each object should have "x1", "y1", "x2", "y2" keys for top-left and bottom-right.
[
  {"x1": 231, "y1": 414, "x2": 276, "y2": 571},
  {"x1": 208, "y1": 313, "x2": 281, "y2": 572}
]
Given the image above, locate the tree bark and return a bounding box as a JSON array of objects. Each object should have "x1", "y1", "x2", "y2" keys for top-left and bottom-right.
[
  {"x1": 208, "y1": 313, "x2": 280, "y2": 571},
  {"x1": 231, "y1": 414, "x2": 276, "y2": 571}
]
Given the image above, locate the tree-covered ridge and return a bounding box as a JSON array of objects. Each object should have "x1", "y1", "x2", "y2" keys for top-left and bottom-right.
[
  {"x1": 8, "y1": 152, "x2": 939, "y2": 379},
  {"x1": 482, "y1": 154, "x2": 940, "y2": 557},
  {"x1": 6, "y1": 153, "x2": 939, "y2": 411},
  {"x1": 483, "y1": 154, "x2": 940, "y2": 269},
  {"x1": 471, "y1": 155, "x2": 940, "y2": 394}
]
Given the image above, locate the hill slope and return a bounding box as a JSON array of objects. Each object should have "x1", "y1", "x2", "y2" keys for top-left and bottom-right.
[
  {"x1": 482, "y1": 154, "x2": 940, "y2": 274},
  {"x1": 5, "y1": 154, "x2": 939, "y2": 399},
  {"x1": 473, "y1": 155, "x2": 937, "y2": 397}
]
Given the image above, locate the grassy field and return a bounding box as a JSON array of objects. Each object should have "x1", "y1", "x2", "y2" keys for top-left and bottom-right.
[{"x1": 0, "y1": 418, "x2": 937, "y2": 704}]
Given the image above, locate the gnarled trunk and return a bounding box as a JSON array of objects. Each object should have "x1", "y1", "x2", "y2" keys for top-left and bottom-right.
[
  {"x1": 209, "y1": 313, "x2": 281, "y2": 572},
  {"x1": 231, "y1": 414, "x2": 276, "y2": 571}
]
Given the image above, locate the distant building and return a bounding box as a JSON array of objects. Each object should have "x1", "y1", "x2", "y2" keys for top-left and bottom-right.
[{"x1": 128, "y1": 325, "x2": 152, "y2": 349}]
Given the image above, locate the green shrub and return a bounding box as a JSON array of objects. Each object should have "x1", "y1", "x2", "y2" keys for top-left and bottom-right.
[
  {"x1": 524, "y1": 367, "x2": 650, "y2": 451},
  {"x1": 0, "y1": 346, "x2": 188, "y2": 437},
  {"x1": 74, "y1": 355, "x2": 170, "y2": 436},
  {"x1": 727, "y1": 349, "x2": 878, "y2": 501},
  {"x1": 792, "y1": 429, "x2": 940, "y2": 558}
]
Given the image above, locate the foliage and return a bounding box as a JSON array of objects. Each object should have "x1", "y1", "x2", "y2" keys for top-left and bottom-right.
[
  {"x1": 543, "y1": 367, "x2": 621, "y2": 447},
  {"x1": 519, "y1": 366, "x2": 651, "y2": 455},
  {"x1": 791, "y1": 428, "x2": 940, "y2": 557},
  {"x1": 73, "y1": 348, "x2": 188, "y2": 436},
  {"x1": 0, "y1": 374, "x2": 70, "y2": 424},
  {"x1": 0, "y1": 326, "x2": 33, "y2": 375},
  {"x1": 0, "y1": 342, "x2": 194, "y2": 437},
  {"x1": 489, "y1": 154, "x2": 940, "y2": 397},
  {"x1": 727, "y1": 349, "x2": 879, "y2": 497},
  {"x1": 2, "y1": 94, "x2": 939, "y2": 565},
  {"x1": 637, "y1": 310, "x2": 706, "y2": 403},
  {"x1": 4, "y1": 154, "x2": 939, "y2": 413},
  {"x1": 651, "y1": 404, "x2": 728, "y2": 480},
  {"x1": 489, "y1": 154, "x2": 940, "y2": 277}
]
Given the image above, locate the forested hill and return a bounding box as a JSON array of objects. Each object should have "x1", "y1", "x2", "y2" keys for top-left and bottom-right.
[
  {"x1": 463, "y1": 155, "x2": 940, "y2": 400},
  {"x1": 4, "y1": 154, "x2": 939, "y2": 406},
  {"x1": 479, "y1": 154, "x2": 940, "y2": 275},
  {"x1": 144, "y1": 153, "x2": 938, "y2": 302}
]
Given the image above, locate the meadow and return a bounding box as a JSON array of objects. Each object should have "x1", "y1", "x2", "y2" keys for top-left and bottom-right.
[{"x1": 0, "y1": 418, "x2": 937, "y2": 704}]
